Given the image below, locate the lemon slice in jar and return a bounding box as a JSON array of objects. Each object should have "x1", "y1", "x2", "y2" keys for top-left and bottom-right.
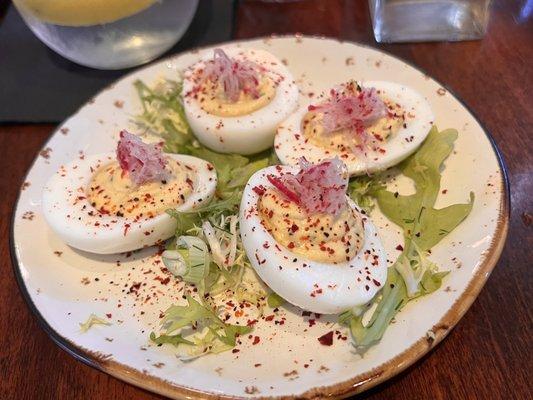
[{"x1": 13, "y1": 0, "x2": 157, "y2": 26}]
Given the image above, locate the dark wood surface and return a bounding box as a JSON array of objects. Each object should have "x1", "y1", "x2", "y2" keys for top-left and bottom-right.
[{"x1": 1, "y1": 1, "x2": 531, "y2": 399}]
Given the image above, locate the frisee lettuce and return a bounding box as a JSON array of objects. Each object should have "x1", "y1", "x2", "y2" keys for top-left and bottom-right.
[
  {"x1": 344, "y1": 127, "x2": 474, "y2": 353},
  {"x1": 162, "y1": 236, "x2": 211, "y2": 291},
  {"x1": 135, "y1": 78, "x2": 265, "y2": 356},
  {"x1": 150, "y1": 332, "x2": 193, "y2": 346},
  {"x1": 150, "y1": 295, "x2": 251, "y2": 356},
  {"x1": 348, "y1": 175, "x2": 384, "y2": 213},
  {"x1": 134, "y1": 79, "x2": 192, "y2": 153}
]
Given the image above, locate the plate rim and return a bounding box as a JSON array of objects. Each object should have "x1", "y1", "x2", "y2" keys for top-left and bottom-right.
[{"x1": 10, "y1": 35, "x2": 511, "y2": 399}]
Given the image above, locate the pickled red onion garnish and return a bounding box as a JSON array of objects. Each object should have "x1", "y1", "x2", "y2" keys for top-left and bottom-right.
[
  {"x1": 202, "y1": 48, "x2": 261, "y2": 102},
  {"x1": 267, "y1": 175, "x2": 300, "y2": 204},
  {"x1": 309, "y1": 86, "x2": 387, "y2": 135},
  {"x1": 116, "y1": 130, "x2": 168, "y2": 185},
  {"x1": 268, "y1": 158, "x2": 348, "y2": 216}
]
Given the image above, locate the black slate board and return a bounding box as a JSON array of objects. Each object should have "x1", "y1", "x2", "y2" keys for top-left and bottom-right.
[{"x1": 0, "y1": 0, "x2": 235, "y2": 123}]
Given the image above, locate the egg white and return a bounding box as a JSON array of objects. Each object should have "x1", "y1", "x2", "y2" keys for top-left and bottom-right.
[
  {"x1": 239, "y1": 166, "x2": 388, "y2": 314},
  {"x1": 275, "y1": 81, "x2": 434, "y2": 176},
  {"x1": 42, "y1": 153, "x2": 217, "y2": 254},
  {"x1": 182, "y1": 47, "x2": 299, "y2": 155}
]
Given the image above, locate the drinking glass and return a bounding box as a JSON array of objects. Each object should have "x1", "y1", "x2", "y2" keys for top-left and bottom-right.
[{"x1": 369, "y1": 0, "x2": 491, "y2": 43}]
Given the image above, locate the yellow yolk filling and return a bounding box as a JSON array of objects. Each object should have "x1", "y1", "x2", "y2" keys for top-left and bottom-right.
[
  {"x1": 87, "y1": 158, "x2": 193, "y2": 219},
  {"x1": 198, "y1": 76, "x2": 276, "y2": 117},
  {"x1": 258, "y1": 188, "x2": 364, "y2": 264}
]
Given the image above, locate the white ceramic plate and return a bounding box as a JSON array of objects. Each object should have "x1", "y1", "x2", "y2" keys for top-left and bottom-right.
[{"x1": 11, "y1": 36, "x2": 509, "y2": 399}]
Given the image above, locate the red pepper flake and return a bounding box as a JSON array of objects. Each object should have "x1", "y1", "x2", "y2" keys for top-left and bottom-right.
[
  {"x1": 106, "y1": 313, "x2": 112, "y2": 318},
  {"x1": 247, "y1": 319, "x2": 258, "y2": 326},
  {"x1": 252, "y1": 185, "x2": 266, "y2": 195},
  {"x1": 318, "y1": 331, "x2": 334, "y2": 346},
  {"x1": 442, "y1": 189, "x2": 448, "y2": 194},
  {"x1": 232, "y1": 349, "x2": 240, "y2": 353},
  {"x1": 155, "y1": 276, "x2": 171, "y2": 285},
  {"x1": 308, "y1": 319, "x2": 316, "y2": 327},
  {"x1": 290, "y1": 224, "x2": 299, "y2": 233},
  {"x1": 123, "y1": 223, "x2": 131, "y2": 236},
  {"x1": 287, "y1": 242, "x2": 295, "y2": 249},
  {"x1": 252, "y1": 336, "x2": 260, "y2": 345},
  {"x1": 265, "y1": 314, "x2": 275, "y2": 321},
  {"x1": 128, "y1": 282, "x2": 141, "y2": 294},
  {"x1": 39, "y1": 147, "x2": 52, "y2": 159},
  {"x1": 395, "y1": 244, "x2": 404, "y2": 251}
]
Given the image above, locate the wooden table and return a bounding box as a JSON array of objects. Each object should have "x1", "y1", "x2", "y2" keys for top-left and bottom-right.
[{"x1": 1, "y1": 1, "x2": 531, "y2": 398}]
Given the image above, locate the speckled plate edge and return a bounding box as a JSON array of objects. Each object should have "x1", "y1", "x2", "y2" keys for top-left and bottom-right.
[{"x1": 10, "y1": 35, "x2": 510, "y2": 399}]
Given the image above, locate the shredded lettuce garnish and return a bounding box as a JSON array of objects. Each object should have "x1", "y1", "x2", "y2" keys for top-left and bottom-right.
[
  {"x1": 79, "y1": 314, "x2": 111, "y2": 333},
  {"x1": 344, "y1": 127, "x2": 474, "y2": 353},
  {"x1": 150, "y1": 295, "x2": 251, "y2": 357},
  {"x1": 162, "y1": 235, "x2": 211, "y2": 290},
  {"x1": 135, "y1": 77, "x2": 267, "y2": 356},
  {"x1": 164, "y1": 214, "x2": 251, "y2": 298}
]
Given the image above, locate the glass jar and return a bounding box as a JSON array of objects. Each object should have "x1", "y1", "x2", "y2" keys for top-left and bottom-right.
[{"x1": 13, "y1": 0, "x2": 199, "y2": 69}]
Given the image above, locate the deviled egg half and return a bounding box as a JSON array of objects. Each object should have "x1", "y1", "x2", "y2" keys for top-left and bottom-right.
[
  {"x1": 275, "y1": 80, "x2": 434, "y2": 176},
  {"x1": 42, "y1": 131, "x2": 217, "y2": 254},
  {"x1": 182, "y1": 47, "x2": 299, "y2": 155},
  {"x1": 239, "y1": 158, "x2": 387, "y2": 314}
]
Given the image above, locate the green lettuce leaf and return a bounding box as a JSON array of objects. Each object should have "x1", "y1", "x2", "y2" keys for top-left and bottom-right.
[
  {"x1": 343, "y1": 127, "x2": 474, "y2": 353},
  {"x1": 346, "y1": 268, "x2": 407, "y2": 352},
  {"x1": 150, "y1": 332, "x2": 194, "y2": 346},
  {"x1": 267, "y1": 292, "x2": 286, "y2": 308},
  {"x1": 373, "y1": 127, "x2": 474, "y2": 252}
]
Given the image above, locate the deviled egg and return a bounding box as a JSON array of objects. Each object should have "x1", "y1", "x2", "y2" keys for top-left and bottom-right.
[
  {"x1": 42, "y1": 131, "x2": 217, "y2": 254},
  {"x1": 182, "y1": 47, "x2": 299, "y2": 155},
  {"x1": 275, "y1": 80, "x2": 433, "y2": 176},
  {"x1": 239, "y1": 158, "x2": 387, "y2": 314}
]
